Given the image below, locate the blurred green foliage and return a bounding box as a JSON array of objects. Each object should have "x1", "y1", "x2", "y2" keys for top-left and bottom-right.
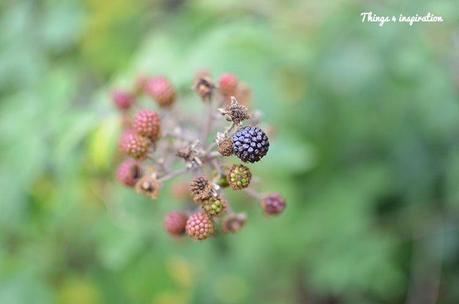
[{"x1": 1, "y1": 0, "x2": 459, "y2": 303}]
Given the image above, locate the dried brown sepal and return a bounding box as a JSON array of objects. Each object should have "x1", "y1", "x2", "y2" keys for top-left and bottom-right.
[
  {"x1": 189, "y1": 176, "x2": 213, "y2": 203},
  {"x1": 135, "y1": 170, "x2": 161, "y2": 199},
  {"x1": 193, "y1": 76, "x2": 215, "y2": 102},
  {"x1": 218, "y1": 97, "x2": 249, "y2": 124}
]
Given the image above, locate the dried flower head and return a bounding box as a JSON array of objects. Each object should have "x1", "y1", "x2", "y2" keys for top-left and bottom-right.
[
  {"x1": 219, "y1": 97, "x2": 249, "y2": 124},
  {"x1": 189, "y1": 176, "x2": 213, "y2": 202},
  {"x1": 193, "y1": 76, "x2": 215, "y2": 102},
  {"x1": 135, "y1": 171, "x2": 160, "y2": 199}
]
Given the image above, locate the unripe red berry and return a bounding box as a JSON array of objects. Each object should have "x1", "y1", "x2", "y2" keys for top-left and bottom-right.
[
  {"x1": 218, "y1": 73, "x2": 238, "y2": 96},
  {"x1": 261, "y1": 193, "x2": 286, "y2": 215},
  {"x1": 146, "y1": 76, "x2": 176, "y2": 107},
  {"x1": 185, "y1": 212, "x2": 214, "y2": 240},
  {"x1": 133, "y1": 109, "x2": 161, "y2": 142},
  {"x1": 112, "y1": 90, "x2": 134, "y2": 110},
  {"x1": 116, "y1": 159, "x2": 142, "y2": 187},
  {"x1": 164, "y1": 211, "x2": 188, "y2": 236},
  {"x1": 119, "y1": 129, "x2": 151, "y2": 160}
]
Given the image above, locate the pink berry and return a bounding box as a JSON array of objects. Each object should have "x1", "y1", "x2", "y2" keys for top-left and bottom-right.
[
  {"x1": 133, "y1": 109, "x2": 161, "y2": 142},
  {"x1": 116, "y1": 159, "x2": 142, "y2": 187},
  {"x1": 164, "y1": 211, "x2": 188, "y2": 236},
  {"x1": 146, "y1": 76, "x2": 176, "y2": 107},
  {"x1": 112, "y1": 90, "x2": 134, "y2": 110},
  {"x1": 218, "y1": 73, "x2": 238, "y2": 96}
]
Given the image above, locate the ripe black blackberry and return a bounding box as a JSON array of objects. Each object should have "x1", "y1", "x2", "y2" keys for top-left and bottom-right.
[{"x1": 232, "y1": 126, "x2": 269, "y2": 163}]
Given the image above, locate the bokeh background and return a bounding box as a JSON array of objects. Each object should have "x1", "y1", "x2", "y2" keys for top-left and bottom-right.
[{"x1": 1, "y1": 0, "x2": 459, "y2": 303}]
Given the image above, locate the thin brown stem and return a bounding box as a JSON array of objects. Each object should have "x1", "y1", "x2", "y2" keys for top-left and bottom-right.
[
  {"x1": 158, "y1": 167, "x2": 189, "y2": 182},
  {"x1": 243, "y1": 187, "x2": 264, "y2": 200},
  {"x1": 201, "y1": 102, "x2": 213, "y2": 148}
]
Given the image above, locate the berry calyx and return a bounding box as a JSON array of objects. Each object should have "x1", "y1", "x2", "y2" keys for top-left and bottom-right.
[
  {"x1": 146, "y1": 76, "x2": 176, "y2": 107},
  {"x1": 227, "y1": 164, "x2": 252, "y2": 190},
  {"x1": 261, "y1": 192, "x2": 286, "y2": 215},
  {"x1": 219, "y1": 97, "x2": 249, "y2": 124},
  {"x1": 193, "y1": 76, "x2": 215, "y2": 102},
  {"x1": 112, "y1": 90, "x2": 134, "y2": 110},
  {"x1": 164, "y1": 211, "x2": 188, "y2": 236},
  {"x1": 232, "y1": 126, "x2": 269, "y2": 163},
  {"x1": 135, "y1": 171, "x2": 160, "y2": 199},
  {"x1": 218, "y1": 73, "x2": 238, "y2": 97},
  {"x1": 119, "y1": 129, "x2": 151, "y2": 160},
  {"x1": 189, "y1": 176, "x2": 213, "y2": 202},
  {"x1": 116, "y1": 159, "x2": 143, "y2": 187},
  {"x1": 185, "y1": 212, "x2": 214, "y2": 240},
  {"x1": 201, "y1": 196, "x2": 227, "y2": 217},
  {"x1": 133, "y1": 109, "x2": 161, "y2": 142}
]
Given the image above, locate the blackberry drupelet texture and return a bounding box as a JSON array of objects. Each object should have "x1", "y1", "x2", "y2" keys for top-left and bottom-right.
[{"x1": 232, "y1": 126, "x2": 269, "y2": 163}]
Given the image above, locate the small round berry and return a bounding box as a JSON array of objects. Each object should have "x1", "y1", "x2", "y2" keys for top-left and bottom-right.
[
  {"x1": 261, "y1": 193, "x2": 286, "y2": 215},
  {"x1": 217, "y1": 137, "x2": 233, "y2": 157},
  {"x1": 146, "y1": 76, "x2": 176, "y2": 107},
  {"x1": 218, "y1": 73, "x2": 238, "y2": 96},
  {"x1": 232, "y1": 126, "x2": 269, "y2": 163},
  {"x1": 201, "y1": 196, "x2": 227, "y2": 217},
  {"x1": 133, "y1": 109, "x2": 161, "y2": 142},
  {"x1": 112, "y1": 90, "x2": 134, "y2": 110},
  {"x1": 215, "y1": 174, "x2": 229, "y2": 188},
  {"x1": 189, "y1": 176, "x2": 213, "y2": 202},
  {"x1": 119, "y1": 129, "x2": 151, "y2": 160},
  {"x1": 164, "y1": 211, "x2": 188, "y2": 236},
  {"x1": 222, "y1": 213, "x2": 247, "y2": 233},
  {"x1": 116, "y1": 159, "x2": 143, "y2": 187},
  {"x1": 227, "y1": 164, "x2": 251, "y2": 190},
  {"x1": 185, "y1": 212, "x2": 214, "y2": 240}
]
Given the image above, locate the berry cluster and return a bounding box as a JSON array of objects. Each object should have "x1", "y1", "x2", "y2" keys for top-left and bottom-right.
[{"x1": 111, "y1": 71, "x2": 286, "y2": 241}]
